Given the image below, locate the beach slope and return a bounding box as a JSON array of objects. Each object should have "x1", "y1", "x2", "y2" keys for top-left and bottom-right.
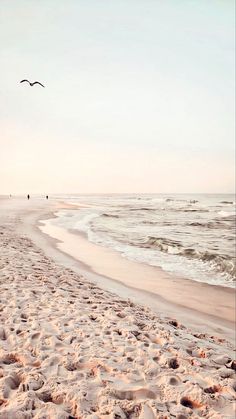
[{"x1": 0, "y1": 199, "x2": 235, "y2": 418}]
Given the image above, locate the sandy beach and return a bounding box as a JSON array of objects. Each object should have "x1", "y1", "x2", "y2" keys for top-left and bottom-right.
[{"x1": 0, "y1": 198, "x2": 235, "y2": 418}]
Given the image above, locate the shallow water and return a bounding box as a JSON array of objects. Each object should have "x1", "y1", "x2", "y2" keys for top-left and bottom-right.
[{"x1": 52, "y1": 194, "x2": 235, "y2": 287}]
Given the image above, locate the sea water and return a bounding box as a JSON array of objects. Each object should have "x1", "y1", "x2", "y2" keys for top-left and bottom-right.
[{"x1": 51, "y1": 194, "x2": 235, "y2": 288}]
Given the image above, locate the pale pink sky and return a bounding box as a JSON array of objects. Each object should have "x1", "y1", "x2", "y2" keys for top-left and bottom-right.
[{"x1": 0, "y1": 0, "x2": 235, "y2": 194}]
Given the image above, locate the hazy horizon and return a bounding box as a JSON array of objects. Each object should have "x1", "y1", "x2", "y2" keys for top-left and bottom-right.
[
  {"x1": 2, "y1": 192, "x2": 235, "y2": 198},
  {"x1": 0, "y1": 0, "x2": 235, "y2": 194}
]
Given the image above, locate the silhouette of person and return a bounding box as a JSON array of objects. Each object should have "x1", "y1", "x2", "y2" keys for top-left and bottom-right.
[
  {"x1": 27, "y1": 194, "x2": 30, "y2": 200},
  {"x1": 46, "y1": 195, "x2": 48, "y2": 199}
]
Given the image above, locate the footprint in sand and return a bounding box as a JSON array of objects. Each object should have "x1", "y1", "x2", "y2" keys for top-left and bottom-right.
[
  {"x1": 0, "y1": 328, "x2": 7, "y2": 340},
  {"x1": 168, "y1": 358, "x2": 180, "y2": 369},
  {"x1": 169, "y1": 376, "x2": 181, "y2": 386},
  {"x1": 180, "y1": 396, "x2": 202, "y2": 409},
  {"x1": 113, "y1": 387, "x2": 157, "y2": 400}
]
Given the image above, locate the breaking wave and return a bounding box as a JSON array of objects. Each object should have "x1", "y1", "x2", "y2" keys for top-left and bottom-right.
[
  {"x1": 102, "y1": 213, "x2": 120, "y2": 218},
  {"x1": 133, "y1": 236, "x2": 236, "y2": 279}
]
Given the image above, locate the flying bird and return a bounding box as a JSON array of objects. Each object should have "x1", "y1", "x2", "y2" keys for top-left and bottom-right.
[{"x1": 20, "y1": 79, "x2": 45, "y2": 88}]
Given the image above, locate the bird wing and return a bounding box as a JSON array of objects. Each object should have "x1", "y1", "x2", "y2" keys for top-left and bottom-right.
[
  {"x1": 20, "y1": 79, "x2": 30, "y2": 84},
  {"x1": 32, "y1": 81, "x2": 45, "y2": 88}
]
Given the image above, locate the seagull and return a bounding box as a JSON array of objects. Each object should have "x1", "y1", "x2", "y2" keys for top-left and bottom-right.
[{"x1": 20, "y1": 79, "x2": 45, "y2": 88}]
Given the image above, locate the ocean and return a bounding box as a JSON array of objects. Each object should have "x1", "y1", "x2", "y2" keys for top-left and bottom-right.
[{"x1": 52, "y1": 194, "x2": 235, "y2": 288}]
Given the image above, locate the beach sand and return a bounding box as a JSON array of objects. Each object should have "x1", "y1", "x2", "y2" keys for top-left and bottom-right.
[{"x1": 0, "y1": 198, "x2": 235, "y2": 418}]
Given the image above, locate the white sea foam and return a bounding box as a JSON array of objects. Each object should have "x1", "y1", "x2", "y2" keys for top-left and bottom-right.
[{"x1": 217, "y1": 210, "x2": 233, "y2": 217}]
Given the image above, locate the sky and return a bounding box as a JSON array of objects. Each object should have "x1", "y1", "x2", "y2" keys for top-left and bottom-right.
[{"x1": 0, "y1": 0, "x2": 235, "y2": 194}]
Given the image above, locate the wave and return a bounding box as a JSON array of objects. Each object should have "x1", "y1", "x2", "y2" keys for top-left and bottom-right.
[
  {"x1": 138, "y1": 236, "x2": 182, "y2": 252},
  {"x1": 129, "y1": 207, "x2": 154, "y2": 211},
  {"x1": 217, "y1": 211, "x2": 233, "y2": 217},
  {"x1": 102, "y1": 213, "x2": 120, "y2": 218},
  {"x1": 181, "y1": 209, "x2": 209, "y2": 213},
  {"x1": 163, "y1": 206, "x2": 209, "y2": 213},
  {"x1": 166, "y1": 198, "x2": 188, "y2": 202},
  {"x1": 165, "y1": 198, "x2": 198, "y2": 204},
  {"x1": 134, "y1": 236, "x2": 235, "y2": 278},
  {"x1": 187, "y1": 220, "x2": 234, "y2": 230},
  {"x1": 188, "y1": 222, "x2": 205, "y2": 227},
  {"x1": 141, "y1": 220, "x2": 158, "y2": 225}
]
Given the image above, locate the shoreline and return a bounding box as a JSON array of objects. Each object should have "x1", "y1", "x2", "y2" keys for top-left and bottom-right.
[
  {"x1": 0, "y1": 197, "x2": 235, "y2": 418},
  {"x1": 36, "y1": 205, "x2": 235, "y2": 343}
]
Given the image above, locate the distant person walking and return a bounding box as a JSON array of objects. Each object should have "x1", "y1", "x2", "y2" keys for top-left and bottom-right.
[
  {"x1": 27, "y1": 194, "x2": 30, "y2": 200},
  {"x1": 46, "y1": 195, "x2": 48, "y2": 199}
]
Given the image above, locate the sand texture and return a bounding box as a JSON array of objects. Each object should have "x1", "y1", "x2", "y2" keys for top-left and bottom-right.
[{"x1": 0, "y1": 209, "x2": 235, "y2": 418}]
